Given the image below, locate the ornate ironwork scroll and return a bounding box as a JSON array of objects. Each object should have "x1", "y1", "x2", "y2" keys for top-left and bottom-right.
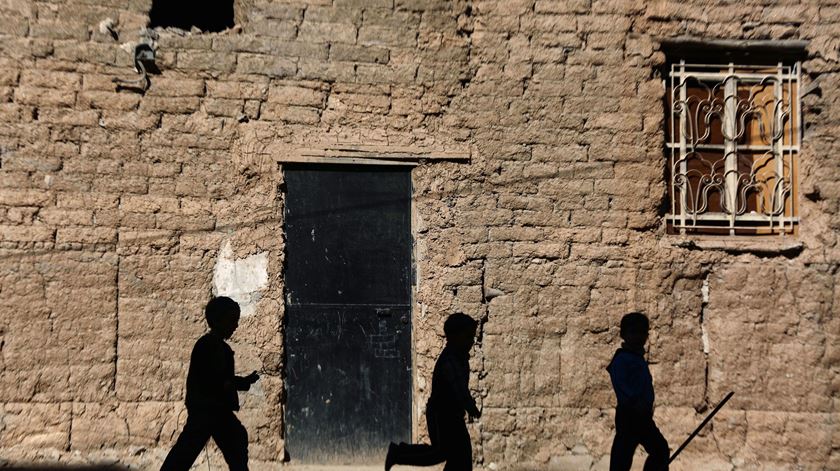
[{"x1": 667, "y1": 62, "x2": 801, "y2": 235}]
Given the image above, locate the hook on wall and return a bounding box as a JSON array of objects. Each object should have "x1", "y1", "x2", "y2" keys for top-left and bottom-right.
[{"x1": 113, "y1": 42, "x2": 160, "y2": 93}]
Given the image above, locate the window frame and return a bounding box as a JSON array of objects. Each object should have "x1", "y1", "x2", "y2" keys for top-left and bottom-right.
[{"x1": 665, "y1": 60, "x2": 802, "y2": 236}]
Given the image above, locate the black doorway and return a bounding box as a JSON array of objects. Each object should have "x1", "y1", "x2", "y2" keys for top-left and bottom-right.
[{"x1": 283, "y1": 165, "x2": 413, "y2": 463}]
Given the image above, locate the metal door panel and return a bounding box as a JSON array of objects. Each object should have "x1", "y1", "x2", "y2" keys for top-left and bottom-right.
[{"x1": 283, "y1": 166, "x2": 412, "y2": 463}]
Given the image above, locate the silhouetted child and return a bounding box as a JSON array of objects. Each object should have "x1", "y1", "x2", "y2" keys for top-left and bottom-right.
[
  {"x1": 385, "y1": 313, "x2": 480, "y2": 471},
  {"x1": 607, "y1": 312, "x2": 669, "y2": 471},
  {"x1": 161, "y1": 296, "x2": 259, "y2": 471}
]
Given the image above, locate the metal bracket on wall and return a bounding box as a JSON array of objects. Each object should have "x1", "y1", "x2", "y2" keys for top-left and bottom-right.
[{"x1": 277, "y1": 145, "x2": 472, "y2": 167}]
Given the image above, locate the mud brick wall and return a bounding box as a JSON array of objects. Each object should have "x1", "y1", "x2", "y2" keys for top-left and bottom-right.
[{"x1": 0, "y1": 0, "x2": 838, "y2": 469}]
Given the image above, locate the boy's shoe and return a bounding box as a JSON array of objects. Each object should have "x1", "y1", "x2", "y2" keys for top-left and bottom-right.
[{"x1": 385, "y1": 442, "x2": 398, "y2": 471}]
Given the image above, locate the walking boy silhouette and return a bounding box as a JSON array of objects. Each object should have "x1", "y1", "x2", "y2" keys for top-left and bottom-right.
[
  {"x1": 384, "y1": 313, "x2": 480, "y2": 471},
  {"x1": 607, "y1": 312, "x2": 669, "y2": 471},
  {"x1": 161, "y1": 296, "x2": 259, "y2": 471}
]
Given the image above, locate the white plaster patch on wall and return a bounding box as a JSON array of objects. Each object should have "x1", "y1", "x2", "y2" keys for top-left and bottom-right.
[{"x1": 213, "y1": 241, "x2": 269, "y2": 317}]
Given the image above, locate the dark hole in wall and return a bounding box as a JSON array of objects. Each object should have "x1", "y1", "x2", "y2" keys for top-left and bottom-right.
[{"x1": 149, "y1": 0, "x2": 234, "y2": 32}]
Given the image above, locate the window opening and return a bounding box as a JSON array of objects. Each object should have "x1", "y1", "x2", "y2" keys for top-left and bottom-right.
[
  {"x1": 666, "y1": 61, "x2": 801, "y2": 236},
  {"x1": 149, "y1": 0, "x2": 234, "y2": 33}
]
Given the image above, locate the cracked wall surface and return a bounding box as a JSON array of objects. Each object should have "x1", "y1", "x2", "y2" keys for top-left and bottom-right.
[{"x1": 0, "y1": 0, "x2": 839, "y2": 469}]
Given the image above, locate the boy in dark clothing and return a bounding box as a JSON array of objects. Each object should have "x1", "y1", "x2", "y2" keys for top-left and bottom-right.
[
  {"x1": 161, "y1": 297, "x2": 259, "y2": 471},
  {"x1": 607, "y1": 312, "x2": 669, "y2": 471},
  {"x1": 384, "y1": 313, "x2": 480, "y2": 471}
]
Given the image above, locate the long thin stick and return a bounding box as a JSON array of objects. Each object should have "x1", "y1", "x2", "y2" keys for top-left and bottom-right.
[{"x1": 669, "y1": 391, "x2": 735, "y2": 464}]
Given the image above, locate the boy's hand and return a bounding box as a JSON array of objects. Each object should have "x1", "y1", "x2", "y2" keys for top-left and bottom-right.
[{"x1": 245, "y1": 371, "x2": 260, "y2": 384}]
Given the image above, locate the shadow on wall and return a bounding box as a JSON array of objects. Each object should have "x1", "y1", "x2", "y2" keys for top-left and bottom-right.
[{"x1": 3, "y1": 466, "x2": 129, "y2": 471}]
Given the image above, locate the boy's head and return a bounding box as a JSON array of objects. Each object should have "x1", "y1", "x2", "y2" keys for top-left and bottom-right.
[
  {"x1": 619, "y1": 312, "x2": 649, "y2": 347},
  {"x1": 444, "y1": 313, "x2": 478, "y2": 352},
  {"x1": 205, "y1": 296, "x2": 241, "y2": 339}
]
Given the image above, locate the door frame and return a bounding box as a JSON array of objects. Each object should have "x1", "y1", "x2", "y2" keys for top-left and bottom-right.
[{"x1": 279, "y1": 162, "x2": 420, "y2": 461}]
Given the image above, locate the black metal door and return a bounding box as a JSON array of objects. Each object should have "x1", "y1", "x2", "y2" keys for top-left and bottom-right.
[{"x1": 283, "y1": 165, "x2": 412, "y2": 464}]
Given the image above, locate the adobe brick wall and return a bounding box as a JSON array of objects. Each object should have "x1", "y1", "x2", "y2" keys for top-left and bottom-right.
[{"x1": 0, "y1": 0, "x2": 838, "y2": 469}]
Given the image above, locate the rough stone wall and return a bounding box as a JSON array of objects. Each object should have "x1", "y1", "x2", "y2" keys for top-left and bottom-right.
[{"x1": 0, "y1": 0, "x2": 838, "y2": 470}]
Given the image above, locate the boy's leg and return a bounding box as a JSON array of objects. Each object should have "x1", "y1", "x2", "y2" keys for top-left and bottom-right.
[
  {"x1": 210, "y1": 411, "x2": 250, "y2": 471},
  {"x1": 388, "y1": 406, "x2": 445, "y2": 466},
  {"x1": 609, "y1": 431, "x2": 637, "y2": 471},
  {"x1": 609, "y1": 410, "x2": 639, "y2": 471},
  {"x1": 160, "y1": 414, "x2": 212, "y2": 471},
  {"x1": 440, "y1": 415, "x2": 472, "y2": 471},
  {"x1": 639, "y1": 420, "x2": 669, "y2": 471},
  {"x1": 389, "y1": 442, "x2": 443, "y2": 466}
]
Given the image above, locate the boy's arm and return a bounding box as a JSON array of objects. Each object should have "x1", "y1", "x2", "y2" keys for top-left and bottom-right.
[
  {"x1": 441, "y1": 356, "x2": 480, "y2": 418},
  {"x1": 233, "y1": 371, "x2": 260, "y2": 391}
]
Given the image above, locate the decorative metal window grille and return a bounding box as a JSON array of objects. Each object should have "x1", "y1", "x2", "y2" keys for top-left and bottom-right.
[{"x1": 666, "y1": 62, "x2": 801, "y2": 235}]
